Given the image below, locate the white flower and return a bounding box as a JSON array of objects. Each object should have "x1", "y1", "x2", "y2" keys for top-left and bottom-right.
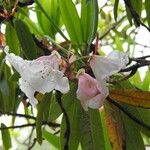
[
  {"x1": 78, "y1": 50, "x2": 128, "y2": 110},
  {"x1": 4, "y1": 46, "x2": 70, "y2": 106}
]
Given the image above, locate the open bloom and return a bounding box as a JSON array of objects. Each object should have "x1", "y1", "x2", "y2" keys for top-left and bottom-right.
[
  {"x1": 77, "y1": 51, "x2": 129, "y2": 111},
  {"x1": 4, "y1": 46, "x2": 70, "y2": 106}
]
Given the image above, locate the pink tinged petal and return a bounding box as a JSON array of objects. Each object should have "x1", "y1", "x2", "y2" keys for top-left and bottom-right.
[
  {"x1": 90, "y1": 51, "x2": 129, "y2": 80},
  {"x1": 76, "y1": 73, "x2": 106, "y2": 111}
]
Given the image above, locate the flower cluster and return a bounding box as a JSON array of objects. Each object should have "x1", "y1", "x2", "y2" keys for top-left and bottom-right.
[{"x1": 4, "y1": 46, "x2": 128, "y2": 110}]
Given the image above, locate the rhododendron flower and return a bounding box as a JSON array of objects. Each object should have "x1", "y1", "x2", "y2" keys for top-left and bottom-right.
[
  {"x1": 76, "y1": 70, "x2": 106, "y2": 111},
  {"x1": 77, "y1": 51, "x2": 129, "y2": 111},
  {"x1": 4, "y1": 46, "x2": 70, "y2": 106}
]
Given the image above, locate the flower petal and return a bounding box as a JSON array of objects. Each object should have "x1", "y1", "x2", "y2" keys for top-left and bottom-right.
[
  {"x1": 19, "y1": 78, "x2": 38, "y2": 106},
  {"x1": 5, "y1": 47, "x2": 70, "y2": 106},
  {"x1": 4, "y1": 47, "x2": 30, "y2": 74},
  {"x1": 90, "y1": 51, "x2": 129, "y2": 80}
]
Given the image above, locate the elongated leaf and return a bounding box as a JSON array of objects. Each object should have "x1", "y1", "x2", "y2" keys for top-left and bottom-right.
[
  {"x1": 125, "y1": 0, "x2": 142, "y2": 26},
  {"x1": 43, "y1": 129, "x2": 60, "y2": 149},
  {"x1": 5, "y1": 22, "x2": 20, "y2": 55},
  {"x1": 80, "y1": 109, "x2": 107, "y2": 150},
  {"x1": 104, "y1": 107, "x2": 123, "y2": 150},
  {"x1": 36, "y1": 0, "x2": 60, "y2": 38},
  {"x1": 145, "y1": 0, "x2": 150, "y2": 27},
  {"x1": 60, "y1": 99, "x2": 81, "y2": 150},
  {"x1": 59, "y1": 0, "x2": 83, "y2": 44},
  {"x1": 36, "y1": 94, "x2": 50, "y2": 144},
  {"x1": 36, "y1": 0, "x2": 68, "y2": 41},
  {"x1": 1, "y1": 123, "x2": 12, "y2": 150},
  {"x1": 121, "y1": 112, "x2": 145, "y2": 150},
  {"x1": 81, "y1": 0, "x2": 98, "y2": 44},
  {"x1": 109, "y1": 89, "x2": 150, "y2": 108},
  {"x1": 48, "y1": 84, "x2": 77, "y2": 122},
  {"x1": 114, "y1": 0, "x2": 119, "y2": 21},
  {"x1": 15, "y1": 19, "x2": 37, "y2": 59}
]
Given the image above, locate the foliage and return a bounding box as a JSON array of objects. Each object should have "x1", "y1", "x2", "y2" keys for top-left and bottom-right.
[{"x1": 0, "y1": 0, "x2": 150, "y2": 150}]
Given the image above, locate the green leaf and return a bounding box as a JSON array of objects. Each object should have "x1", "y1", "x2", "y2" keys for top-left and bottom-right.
[
  {"x1": 9, "y1": 72, "x2": 20, "y2": 82},
  {"x1": 145, "y1": 0, "x2": 150, "y2": 27},
  {"x1": 36, "y1": 0, "x2": 60, "y2": 38},
  {"x1": 143, "y1": 69, "x2": 150, "y2": 90},
  {"x1": 15, "y1": 19, "x2": 37, "y2": 59},
  {"x1": 36, "y1": 0, "x2": 68, "y2": 41},
  {"x1": 48, "y1": 84, "x2": 77, "y2": 122},
  {"x1": 59, "y1": 0, "x2": 83, "y2": 44},
  {"x1": 125, "y1": 0, "x2": 142, "y2": 26},
  {"x1": 60, "y1": 99, "x2": 81, "y2": 150},
  {"x1": 114, "y1": 0, "x2": 119, "y2": 21},
  {"x1": 36, "y1": 94, "x2": 49, "y2": 144},
  {"x1": 5, "y1": 22, "x2": 20, "y2": 55},
  {"x1": 1, "y1": 123, "x2": 12, "y2": 150},
  {"x1": 81, "y1": 0, "x2": 98, "y2": 44},
  {"x1": 80, "y1": 109, "x2": 107, "y2": 150},
  {"x1": 43, "y1": 129, "x2": 60, "y2": 149},
  {"x1": 16, "y1": 7, "x2": 43, "y2": 36},
  {"x1": 121, "y1": 111, "x2": 145, "y2": 150}
]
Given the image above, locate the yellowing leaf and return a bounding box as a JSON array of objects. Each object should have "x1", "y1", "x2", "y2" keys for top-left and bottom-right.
[
  {"x1": 109, "y1": 89, "x2": 150, "y2": 108},
  {"x1": 104, "y1": 108, "x2": 123, "y2": 150}
]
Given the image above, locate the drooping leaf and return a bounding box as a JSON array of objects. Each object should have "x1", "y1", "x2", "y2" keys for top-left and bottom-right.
[
  {"x1": 36, "y1": 93, "x2": 50, "y2": 144},
  {"x1": 104, "y1": 106, "x2": 123, "y2": 150},
  {"x1": 1, "y1": 123, "x2": 12, "y2": 150},
  {"x1": 48, "y1": 83, "x2": 77, "y2": 122},
  {"x1": 60, "y1": 99, "x2": 81, "y2": 150},
  {"x1": 80, "y1": 109, "x2": 108, "y2": 150},
  {"x1": 109, "y1": 89, "x2": 150, "y2": 108},
  {"x1": 15, "y1": 19, "x2": 37, "y2": 59},
  {"x1": 43, "y1": 129, "x2": 60, "y2": 149},
  {"x1": 121, "y1": 112, "x2": 145, "y2": 150},
  {"x1": 59, "y1": 0, "x2": 83, "y2": 44},
  {"x1": 5, "y1": 22, "x2": 20, "y2": 55}
]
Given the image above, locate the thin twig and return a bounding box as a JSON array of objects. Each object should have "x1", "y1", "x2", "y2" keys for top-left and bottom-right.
[
  {"x1": 0, "y1": 121, "x2": 60, "y2": 130},
  {"x1": 0, "y1": 111, "x2": 36, "y2": 120},
  {"x1": 123, "y1": 0, "x2": 150, "y2": 32},
  {"x1": 110, "y1": 68, "x2": 137, "y2": 84},
  {"x1": 99, "y1": 16, "x2": 126, "y2": 40},
  {"x1": 0, "y1": 123, "x2": 36, "y2": 130},
  {"x1": 28, "y1": 138, "x2": 37, "y2": 150},
  {"x1": 121, "y1": 61, "x2": 150, "y2": 72}
]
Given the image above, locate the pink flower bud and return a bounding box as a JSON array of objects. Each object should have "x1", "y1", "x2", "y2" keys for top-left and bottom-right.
[{"x1": 76, "y1": 71, "x2": 105, "y2": 111}]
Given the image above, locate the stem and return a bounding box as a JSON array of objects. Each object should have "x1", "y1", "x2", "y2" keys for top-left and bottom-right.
[
  {"x1": 0, "y1": 121, "x2": 60, "y2": 130},
  {"x1": 0, "y1": 111, "x2": 36, "y2": 120}
]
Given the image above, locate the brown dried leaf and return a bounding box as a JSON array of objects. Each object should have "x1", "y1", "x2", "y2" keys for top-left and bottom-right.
[
  {"x1": 104, "y1": 107, "x2": 123, "y2": 150},
  {"x1": 109, "y1": 89, "x2": 150, "y2": 108}
]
